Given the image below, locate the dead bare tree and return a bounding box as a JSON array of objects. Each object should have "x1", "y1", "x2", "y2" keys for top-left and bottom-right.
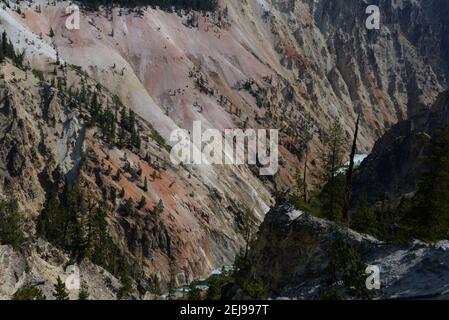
[{"x1": 342, "y1": 114, "x2": 360, "y2": 222}]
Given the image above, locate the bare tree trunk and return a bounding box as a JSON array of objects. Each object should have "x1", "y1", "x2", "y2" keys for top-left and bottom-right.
[
  {"x1": 303, "y1": 150, "x2": 308, "y2": 203},
  {"x1": 342, "y1": 114, "x2": 360, "y2": 222},
  {"x1": 329, "y1": 139, "x2": 337, "y2": 217}
]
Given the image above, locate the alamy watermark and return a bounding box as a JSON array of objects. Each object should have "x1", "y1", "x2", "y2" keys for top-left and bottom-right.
[
  {"x1": 365, "y1": 5, "x2": 380, "y2": 30},
  {"x1": 65, "y1": 4, "x2": 80, "y2": 30},
  {"x1": 170, "y1": 121, "x2": 279, "y2": 176},
  {"x1": 65, "y1": 265, "x2": 80, "y2": 290},
  {"x1": 365, "y1": 265, "x2": 381, "y2": 290}
]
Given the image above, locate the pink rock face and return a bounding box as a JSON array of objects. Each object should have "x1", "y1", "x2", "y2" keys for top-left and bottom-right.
[{"x1": 1, "y1": 0, "x2": 448, "y2": 297}]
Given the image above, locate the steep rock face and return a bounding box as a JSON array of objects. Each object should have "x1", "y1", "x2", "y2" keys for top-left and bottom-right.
[
  {"x1": 251, "y1": 204, "x2": 449, "y2": 299},
  {"x1": 16, "y1": 0, "x2": 449, "y2": 174},
  {"x1": 1, "y1": 0, "x2": 449, "y2": 297},
  {"x1": 0, "y1": 241, "x2": 125, "y2": 300},
  {"x1": 0, "y1": 59, "x2": 269, "y2": 295},
  {"x1": 312, "y1": 0, "x2": 449, "y2": 118},
  {"x1": 352, "y1": 90, "x2": 449, "y2": 207},
  {"x1": 250, "y1": 203, "x2": 380, "y2": 297}
]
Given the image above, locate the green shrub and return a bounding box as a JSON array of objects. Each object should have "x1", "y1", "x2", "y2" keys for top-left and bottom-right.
[
  {"x1": 187, "y1": 283, "x2": 201, "y2": 300},
  {"x1": 324, "y1": 238, "x2": 375, "y2": 299},
  {"x1": 32, "y1": 69, "x2": 44, "y2": 81},
  {"x1": 320, "y1": 289, "x2": 341, "y2": 300},
  {"x1": 398, "y1": 125, "x2": 449, "y2": 242},
  {"x1": 0, "y1": 195, "x2": 26, "y2": 249},
  {"x1": 350, "y1": 204, "x2": 380, "y2": 237},
  {"x1": 12, "y1": 285, "x2": 45, "y2": 300}
]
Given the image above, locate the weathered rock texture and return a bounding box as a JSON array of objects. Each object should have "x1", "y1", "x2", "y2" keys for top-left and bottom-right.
[
  {"x1": 352, "y1": 90, "x2": 449, "y2": 207},
  {"x1": 0, "y1": 241, "x2": 124, "y2": 300},
  {"x1": 251, "y1": 204, "x2": 449, "y2": 299},
  {"x1": 0, "y1": 0, "x2": 449, "y2": 299}
]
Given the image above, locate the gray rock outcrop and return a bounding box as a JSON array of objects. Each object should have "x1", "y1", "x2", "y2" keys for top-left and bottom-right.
[{"x1": 251, "y1": 204, "x2": 449, "y2": 299}]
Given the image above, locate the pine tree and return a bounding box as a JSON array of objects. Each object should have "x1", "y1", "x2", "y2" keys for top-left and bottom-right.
[
  {"x1": 0, "y1": 194, "x2": 26, "y2": 249},
  {"x1": 154, "y1": 199, "x2": 164, "y2": 217},
  {"x1": 241, "y1": 208, "x2": 257, "y2": 259},
  {"x1": 121, "y1": 198, "x2": 135, "y2": 216},
  {"x1": 143, "y1": 177, "x2": 148, "y2": 192},
  {"x1": 78, "y1": 282, "x2": 90, "y2": 300},
  {"x1": 290, "y1": 165, "x2": 312, "y2": 212},
  {"x1": 149, "y1": 275, "x2": 162, "y2": 297},
  {"x1": 167, "y1": 260, "x2": 177, "y2": 300},
  {"x1": 324, "y1": 237, "x2": 372, "y2": 299},
  {"x1": 401, "y1": 125, "x2": 449, "y2": 240},
  {"x1": 319, "y1": 120, "x2": 347, "y2": 222},
  {"x1": 205, "y1": 278, "x2": 221, "y2": 300},
  {"x1": 119, "y1": 264, "x2": 133, "y2": 299},
  {"x1": 129, "y1": 110, "x2": 136, "y2": 132},
  {"x1": 2, "y1": 31, "x2": 8, "y2": 57},
  {"x1": 302, "y1": 149, "x2": 309, "y2": 203},
  {"x1": 114, "y1": 169, "x2": 122, "y2": 181},
  {"x1": 88, "y1": 204, "x2": 122, "y2": 274},
  {"x1": 37, "y1": 192, "x2": 64, "y2": 246},
  {"x1": 118, "y1": 126, "x2": 127, "y2": 147},
  {"x1": 53, "y1": 276, "x2": 69, "y2": 300},
  {"x1": 129, "y1": 110, "x2": 141, "y2": 148},
  {"x1": 120, "y1": 105, "x2": 128, "y2": 130},
  {"x1": 0, "y1": 31, "x2": 25, "y2": 69},
  {"x1": 187, "y1": 283, "x2": 201, "y2": 300},
  {"x1": 0, "y1": 39, "x2": 4, "y2": 63},
  {"x1": 350, "y1": 199, "x2": 379, "y2": 237},
  {"x1": 137, "y1": 196, "x2": 146, "y2": 210},
  {"x1": 119, "y1": 187, "x2": 125, "y2": 198},
  {"x1": 90, "y1": 93, "x2": 100, "y2": 122},
  {"x1": 64, "y1": 183, "x2": 88, "y2": 257},
  {"x1": 101, "y1": 104, "x2": 116, "y2": 143}
]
